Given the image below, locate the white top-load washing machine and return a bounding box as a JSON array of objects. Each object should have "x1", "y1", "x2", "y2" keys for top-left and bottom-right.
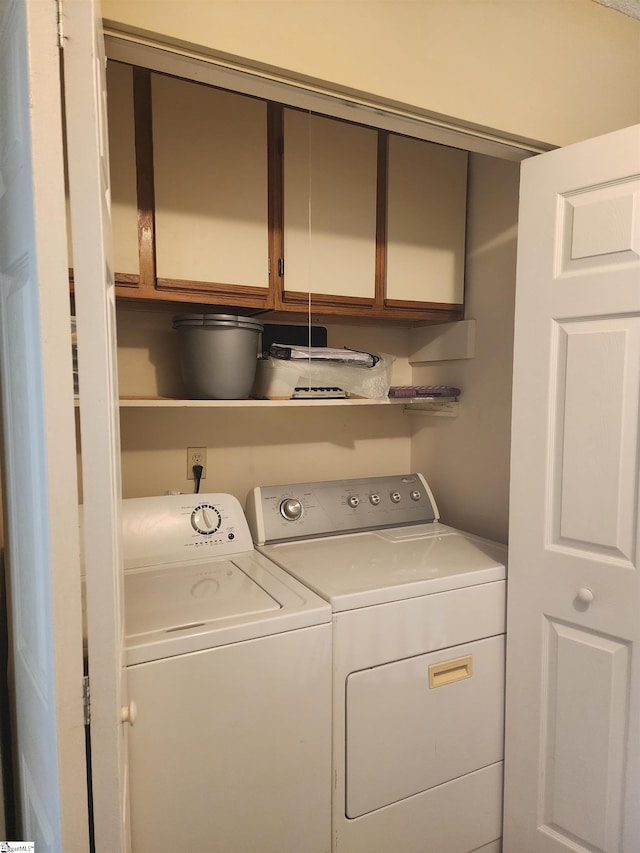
[
  {"x1": 246, "y1": 473, "x2": 507, "y2": 853},
  {"x1": 121, "y1": 492, "x2": 332, "y2": 853}
]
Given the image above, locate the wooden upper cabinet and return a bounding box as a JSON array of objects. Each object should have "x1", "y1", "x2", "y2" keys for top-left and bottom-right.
[
  {"x1": 385, "y1": 135, "x2": 468, "y2": 309},
  {"x1": 150, "y1": 73, "x2": 270, "y2": 307},
  {"x1": 101, "y1": 62, "x2": 467, "y2": 322},
  {"x1": 281, "y1": 109, "x2": 378, "y2": 310}
]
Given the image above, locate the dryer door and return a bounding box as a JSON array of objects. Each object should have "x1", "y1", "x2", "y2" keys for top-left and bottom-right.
[{"x1": 345, "y1": 634, "x2": 504, "y2": 818}]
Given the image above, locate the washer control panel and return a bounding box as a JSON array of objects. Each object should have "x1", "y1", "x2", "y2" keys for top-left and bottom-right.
[
  {"x1": 245, "y1": 474, "x2": 439, "y2": 545},
  {"x1": 122, "y1": 493, "x2": 255, "y2": 569}
]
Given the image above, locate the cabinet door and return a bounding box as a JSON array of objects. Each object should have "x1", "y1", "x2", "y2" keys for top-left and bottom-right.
[
  {"x1": 386, "y1": 135, "x2": 467, "y2": 307},
  {"x1": 152, "y1": 73, "x2": 270, "y2": 305},
  {"x1": 68, "y1": 61, "x2": 139, "y2": 287},
  {"x1": 107, "y1": 61, "x2": 139, "y2": 284},
  {"x1": 282, "y1": 109, "x2": 378, "y2": 308}
]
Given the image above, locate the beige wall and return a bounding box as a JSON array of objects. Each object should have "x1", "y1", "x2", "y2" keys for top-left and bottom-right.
[
  {"x1": 410, "y1": 153, "x2": 520, "y2": 544},
  {"x1": 102, "y1": 0, "x2": 640, "y2": 147},
  {"x1": 119, "y1": 405, "x2": 412, "y2": 504}
]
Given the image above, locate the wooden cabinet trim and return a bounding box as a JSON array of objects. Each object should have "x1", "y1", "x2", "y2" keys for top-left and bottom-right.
[
  {"x1": 281, "y1": 290, "x2": 375, "y2": 310},
  {"x1": 375, "y1": 131, "x2": 388, "y2": 308},
  {"x1": 132, "y1": 67, "x2": 157, "y2": 296},
  {"x1": 384, "y1": 298, "x2": 464, "y2": 312},
  {"x1": 255, "y1": 304, "x2": 464, "y2": 325},
  {"x1": 113, "y1": 273, "x2": 139, "y2": 288},
  {"x1": 155, "y1": 277, "x2": 269, "y2": 305},
  {"x1": 268, "y1": 103, "x2": 284, "y2": 310},
  {"x1": 70, "y1": 270, "x2": 140, "y2": 289}
]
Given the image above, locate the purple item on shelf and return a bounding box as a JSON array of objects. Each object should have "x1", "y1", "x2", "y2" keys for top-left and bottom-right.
[{"x1": 388, "y1": 385, "x2": 461, "y2": 399}]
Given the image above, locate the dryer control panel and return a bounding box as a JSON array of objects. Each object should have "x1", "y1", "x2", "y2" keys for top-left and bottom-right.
[{"x1": 245, "y1": 474, "x2": 439, "y2": 545}]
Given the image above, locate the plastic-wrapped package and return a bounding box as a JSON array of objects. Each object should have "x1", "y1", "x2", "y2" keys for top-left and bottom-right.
[
  {"x1": 253, "y1": 353, "x2": 395, "y2": 400},
  {"x1": 269, "y1": 344, "x2": 379, "y2": 368}
]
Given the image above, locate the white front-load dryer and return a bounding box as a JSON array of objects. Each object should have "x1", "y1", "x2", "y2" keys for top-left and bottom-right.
[
  {"x1": 121, "y1": 493, "x2": 332, "y2": 853},
  {"x1": 246, "y1": 473, "x2": 507, "y2": 853}
]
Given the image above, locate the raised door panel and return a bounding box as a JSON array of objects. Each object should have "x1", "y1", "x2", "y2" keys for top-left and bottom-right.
[
  {"x1": 152, "y1": 73, "x2": 269, "y2": 298},
  {"x1": 540, "y1": 621, "x2": 630, "y2": 850},
  {"x1": 551, "y1": 317, "x2": 640, "y2": 561},
  {"x1": 283, "y1": 109, "x2": 378, "y2": 304},
  {"x1": 386, "y1": 135, "x2": 467, "y2": 306}
]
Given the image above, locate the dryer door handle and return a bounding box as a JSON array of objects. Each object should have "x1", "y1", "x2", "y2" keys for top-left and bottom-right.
[{"x1": 428, "y1": 655, "x2": 473, "y2": 689}]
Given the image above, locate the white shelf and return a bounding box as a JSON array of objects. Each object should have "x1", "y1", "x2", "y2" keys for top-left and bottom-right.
[
  {"x1": 80, "y1": 397, "x2": 459, "y2": 415},
  {"x1": 117, "y1": 396, "x2": 407, "y2": 409}
]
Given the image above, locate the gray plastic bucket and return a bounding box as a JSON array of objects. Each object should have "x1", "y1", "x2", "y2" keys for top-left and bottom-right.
[{"x1": 173, "y1": 314, "x2": 263, "y2": 399}]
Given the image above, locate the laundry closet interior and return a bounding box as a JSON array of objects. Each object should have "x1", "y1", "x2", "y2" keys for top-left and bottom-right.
[{"x1": 66, "y1": 4, "x2": 639, "y2": 852}]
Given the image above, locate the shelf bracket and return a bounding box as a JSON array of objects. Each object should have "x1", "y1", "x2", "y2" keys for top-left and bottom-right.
[{"x1": 402, "y1": 400, "x2": 459, "y2": 417}]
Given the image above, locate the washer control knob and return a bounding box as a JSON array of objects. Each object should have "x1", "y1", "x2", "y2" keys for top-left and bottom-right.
[
  {"x1": 280, "y1": 498, "x2": 303, "y2": 521},
  {"x1": 191, "y1": 504, "x2": 222, "y2": 535},
  {"x1": 410, "y1": 490, "x2": 422, "y2": 501},
  {"x1": 369, "y1": 493, "x2": 381, "y2": 506},
  {"x1": 347, "y1": 495, "x2": 360, "y2": 509},
  {"x1": 390, "y1": 491, "x2": 402, "y2": 504}
]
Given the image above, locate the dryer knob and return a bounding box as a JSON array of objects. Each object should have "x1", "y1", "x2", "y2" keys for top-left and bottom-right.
[
  {"x1": 280, "y1": 498, "x2": 303, "y2": 521},
  {"x1": 347, "y1": 495, "x2": 360, "y2": 508},
  {"x1": 390, "y1": 491, "x2": 402, "y2": 504}
]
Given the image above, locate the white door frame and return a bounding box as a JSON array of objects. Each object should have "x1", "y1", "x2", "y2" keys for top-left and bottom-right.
[{"x1": 63, "y1": 0, "x2": 129, "y2": 850}]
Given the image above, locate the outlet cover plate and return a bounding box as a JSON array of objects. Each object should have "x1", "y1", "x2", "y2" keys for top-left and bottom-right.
[{"x1": 187, "y1": 446, "x2": 207, "y2": 480}]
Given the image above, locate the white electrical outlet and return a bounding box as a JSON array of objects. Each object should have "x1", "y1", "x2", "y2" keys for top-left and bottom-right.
[{"x1": 187, "y1": 447, "x2": 207, "y2": 480}]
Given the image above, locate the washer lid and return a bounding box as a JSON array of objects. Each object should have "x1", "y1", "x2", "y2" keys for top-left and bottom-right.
[
  {"x1": 125, "y1": 558, "x2": 279, "y2": 638},
  {"x1": 258, "y1": 524, "x2": 507, "y2": 611},
  {"x1": 124, "y1": 549, "x2": 331, "y2": 665}
]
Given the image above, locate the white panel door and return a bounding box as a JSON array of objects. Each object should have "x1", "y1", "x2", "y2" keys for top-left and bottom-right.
[
  {"x1": 0, "y1": 1, "x2": 89, "y2": 850},
  {"x1": 504, "y1": 124, "x2": 640, "y2": 852},
  {"x1": 63, "y1": 1, "x2": 128, "y2": 851}
]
